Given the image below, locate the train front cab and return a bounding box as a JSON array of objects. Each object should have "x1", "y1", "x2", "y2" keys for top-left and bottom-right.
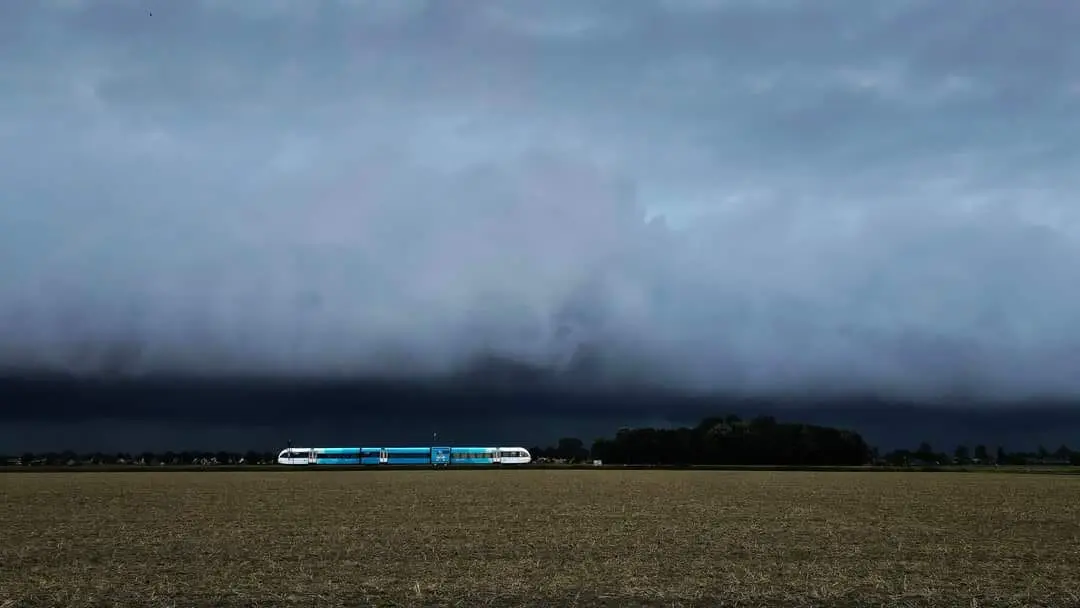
[
  {"x1": 498, "y1": 447, "x2": 531, "y2": 465},
  {"x1": 277, "y1": 448, "x2": 316, "y2": 465}
]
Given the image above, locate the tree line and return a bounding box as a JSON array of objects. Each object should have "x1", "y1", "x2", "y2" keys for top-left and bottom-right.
[
  {"x1": 874, "y1": 441, "x2": 1080, "y2": 466},
  {"x1": 1, "y1": 450, "x2": 280, "y2": 467},
  {"x1": 532, "y1": 415, "x2": 872, "y2": 466},
  {"x1": 2, "y1": 414, "x2": 1078, "y2": 467}
]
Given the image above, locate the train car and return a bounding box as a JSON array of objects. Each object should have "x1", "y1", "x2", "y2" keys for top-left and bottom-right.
[{"x1": 277, "y1": 445, "x2": 531, "y2": 466}]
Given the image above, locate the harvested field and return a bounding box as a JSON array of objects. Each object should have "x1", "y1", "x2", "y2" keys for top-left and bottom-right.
[{"x1": 1, "y1": 470, "x2": 1078, "y2": 607}]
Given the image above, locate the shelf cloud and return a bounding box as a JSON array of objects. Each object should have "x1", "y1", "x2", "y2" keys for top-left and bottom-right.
[{"x1": 3, "y1": 0, "x2": 1080, "y2": 406}]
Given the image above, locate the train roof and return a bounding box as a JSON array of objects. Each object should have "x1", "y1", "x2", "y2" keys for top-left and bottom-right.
[{"x1": 281, "y1": 446, "x2": 529, "y2": 451}]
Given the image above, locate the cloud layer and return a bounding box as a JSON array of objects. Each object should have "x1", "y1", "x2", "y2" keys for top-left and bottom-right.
[{"x1": 3, "y1": 0, "x2": 1080, "y2": 401}]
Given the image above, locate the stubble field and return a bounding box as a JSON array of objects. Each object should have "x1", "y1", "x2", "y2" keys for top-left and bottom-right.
[{"x1": 1, "y1": 469, "x2": 1078, "y2": 607}]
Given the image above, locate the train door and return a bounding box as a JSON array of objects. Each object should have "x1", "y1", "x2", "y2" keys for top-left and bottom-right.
[
  {"x1": 491, "y1": 449, "x2": 501, "y2": 465},
  {"x1": 379, "y1": 448, "x2": 388, "y2": 464},
  {"x1": 307, "y1": 450, "x2": 317, "y2": 465},
  {"x1": 432, "y1": 447, "x2": 450, "y2": 467}
]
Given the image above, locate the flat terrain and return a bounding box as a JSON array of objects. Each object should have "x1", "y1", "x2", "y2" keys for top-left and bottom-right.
[{"x1": 1, "y1": 470, "x2": 1077, "y2": 607}]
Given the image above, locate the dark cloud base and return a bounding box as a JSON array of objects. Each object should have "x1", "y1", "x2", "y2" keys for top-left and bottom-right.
[{"x1": 3, "y1": 370, "x2": 1079, "y2": 454}]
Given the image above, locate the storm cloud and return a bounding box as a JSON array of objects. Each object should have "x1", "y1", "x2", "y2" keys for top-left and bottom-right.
[{"x1": 3, "y1": 0, "x2": 1080, "y2": 403}]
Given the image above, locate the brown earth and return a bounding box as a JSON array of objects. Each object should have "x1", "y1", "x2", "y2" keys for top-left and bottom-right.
[{"x1": 1, "y1": 470, "x2": 1078, "y2": 607}]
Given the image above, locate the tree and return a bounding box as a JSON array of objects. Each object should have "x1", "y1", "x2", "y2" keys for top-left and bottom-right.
[
  {"x1": 915, "y1": 442, "x2": 935, "y2": 462},
  {"x1": 974, "y1": 445, "x2": 989, "y2": 462},
  {"x1": 555, "y1": 438, "x2": 589, "y2": 463},
  {"x1": 953, "y1": 445, "x2": 970, "y2": 462}
]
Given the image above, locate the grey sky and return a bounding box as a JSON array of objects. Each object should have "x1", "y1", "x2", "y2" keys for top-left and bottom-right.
[{"x1": 3, "y1": 0, "x2": 1080, "y2": 400}]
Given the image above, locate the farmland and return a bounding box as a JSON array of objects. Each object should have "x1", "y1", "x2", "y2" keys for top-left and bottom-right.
[{"x1": 1, "y1": 470, "x2": 1078, "y2": 607}]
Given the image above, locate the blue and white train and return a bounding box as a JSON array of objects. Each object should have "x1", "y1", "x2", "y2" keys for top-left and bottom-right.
[{"x1": 277, "y1": 446, "x2": 532, "y2": 466}]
